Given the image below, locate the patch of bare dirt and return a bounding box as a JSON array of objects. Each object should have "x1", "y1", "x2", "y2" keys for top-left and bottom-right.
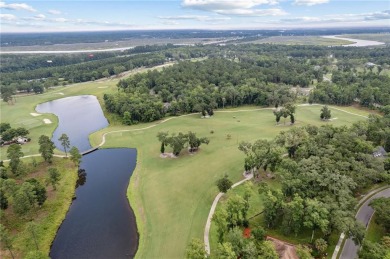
[
  {"x1": 159, "y1": 152, "x2": 177, "y2": 158},
  {"x1": 267, "y1": 236, "x2": 299, "y2": 259}
]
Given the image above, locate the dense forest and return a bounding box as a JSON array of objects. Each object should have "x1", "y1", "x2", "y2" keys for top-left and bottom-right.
[{"x1": 1, "y1": 43, "x2": 390, "y2": 123}]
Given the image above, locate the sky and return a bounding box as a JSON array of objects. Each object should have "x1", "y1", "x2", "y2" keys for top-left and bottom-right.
[{"x1": 0, "y1": 0, "x2": 389, "y2": 32}]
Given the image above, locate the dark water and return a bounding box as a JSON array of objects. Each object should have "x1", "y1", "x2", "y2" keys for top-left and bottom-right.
[
  {"x1": 36, "y1": 95, "x2": 108, "y2": 153},
  {"x1": 50, "y1": 148, "x2": 139, "y2": 259}
]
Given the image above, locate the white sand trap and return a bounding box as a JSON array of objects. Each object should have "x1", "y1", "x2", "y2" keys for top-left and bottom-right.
[
  {"x1": 43, "y1": 119, "x2": 52, "y2": 124},
  {"x1": 30, "y1": 112, "x2": 42, "y2": 117},
  {"x1": 98, "y1": 86, "x2": 109, "y2": 88},
  {"x1": 56, "y1": 92, "x2": 64, "y2": 95},
  {"x1": 329, "y1": 117, "x2": 338, "y2": 121}
]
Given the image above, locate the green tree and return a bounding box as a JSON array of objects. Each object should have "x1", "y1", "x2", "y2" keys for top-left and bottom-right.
[
  {"x1": 69, "y1": 146, "x2": 82, "y2": 166},
  {"x1": 0, "y1": 189, "x2": 8, "y2": 210},
  {"x1": 370, "y1": 197, "x2": 390, "y2": 232},
  {"x1": 314, "y1": 238, "x2": 328, "y2": 256},
  {"x1": 7, "y1": 143, "x2": 24, "y2": 175},
  {"x1": 26, "y1": 178, "x2": 47, "y2": 206},
  {"x1": 38, "y1": 135, "x2": 55, "y2": 163},
  {"x1": 263, "y1": 190, "x2": 284, "y2": 228},
  {"x1": 226, "y1": 227, "x2": 245, "y2": 256},
  {"x1": 47, "y1": 168, "x2": 60, "y2": 190},
  {"x1": 26, "y1": 221, "x2": 39, "y2": 250},
  {"x1": 258, "y1": 240, "x2": 279, "y2": 259},
  {"x1": 213, "y1": 208, "x2": 228, "y2": 243},
  {"x1": 15, "y1": 127, "x2": 29, "y2": 137},
  {"x1": 282, "y1": 194, "x2": 304, "y2": 236},
  {"x1": 123, "y1": 111, "x2": 132, "y2": 125},
  {"x1": 252, "y1": 227, "x2": 266, "y2": 243},
  {"x1": 0, "y1": 122, "x2": 11, "y2": 134},
  {"x1": 216, "y1": 175, "x2": 233, "y2": 193},
  {"x1": 187, "y1": 131, "x2": 210, "y2": 152},
  {"x1": 58, "y1": 133, "x2": 70, "y2": 157},
  {"x1": 0, "y1": 224, "x2": 15, "y2": 259},
  {"x1": 320, "y1": 105, "x2": 331, "y2": 120},
  {"x1": 303, "y1": 198, "x2": 329, "y2": 242},
  {"x1": 215, "y1": 242, "x2": 236, "y2": 259},
  {"x1": 186, "y1": 238, "x2": 207, "y2": 259},
  {"x1": 13, "y1": 182, "x2": 36, "y2": 216},
  {"x1": 168, "y1": 132, "x2": 188, "y2": 156},
  {"x1": 296, "y1": 245, "x2": 313, "y2": 259}
]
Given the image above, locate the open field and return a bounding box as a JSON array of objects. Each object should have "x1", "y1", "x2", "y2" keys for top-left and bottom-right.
[
  {"x1": 0, "y1": 37, "x2": 235, "y2": 53},
  {"x1": 245, "y1": 36, "x2": 353, "y2": 46},
  {"x1": 90, "y1": 104, "x2": 371, "y2": 258},
  {"x1": 340, "y1": 33, "x2": 390, "y2": 44}
]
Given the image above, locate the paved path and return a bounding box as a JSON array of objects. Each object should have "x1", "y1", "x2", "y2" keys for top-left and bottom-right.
[
  {"x1": 337, "y1": 187, "x2": 390, "y2": 259},
  {"x1": 203, "y1": 172, "x2": 253, "y2": 254}
]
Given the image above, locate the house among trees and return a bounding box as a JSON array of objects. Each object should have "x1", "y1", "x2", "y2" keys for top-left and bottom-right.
[{"x1": 373, "y1": 146, "x2": 387, "y2": 158}]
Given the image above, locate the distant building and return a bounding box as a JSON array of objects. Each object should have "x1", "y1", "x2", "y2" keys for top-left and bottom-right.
[
  {"x1": 373, "y1": 146, "x2": 387, "y2": 158},
  {"x1": 365, "y1": 62, "x2": 376, "y2": 67}
]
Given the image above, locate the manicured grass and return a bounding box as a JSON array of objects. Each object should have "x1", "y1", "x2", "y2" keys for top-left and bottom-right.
[
  {"x1": 1, "y1": 157, "x2": 78, "y2": 258},
  {"x1": 366, "y1": 213, "x2": 386, "y2": 243},
  {"x1": 89, "y1": 104, "x2": 370, "y2": 259},
  {"x1": 247, "y1": 36, "x2": 353, "y2": 46}
]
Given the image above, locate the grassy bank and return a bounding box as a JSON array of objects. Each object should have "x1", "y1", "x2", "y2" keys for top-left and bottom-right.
[{"x1": 0, "y1": 157, "x2": 78, "y2": 258}]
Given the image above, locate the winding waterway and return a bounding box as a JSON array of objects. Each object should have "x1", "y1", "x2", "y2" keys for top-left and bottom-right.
[
  {"x1": 36, "y1": 95, "x2": 139, "y2": 258},
  {"x1": 322, "y1": 35, "x2": 385, "y2": 47}
]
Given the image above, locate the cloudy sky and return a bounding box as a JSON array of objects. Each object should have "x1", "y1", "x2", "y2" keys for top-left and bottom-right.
[{"x1": 0, "y1": 0, "x2": 389, "y2": 32}]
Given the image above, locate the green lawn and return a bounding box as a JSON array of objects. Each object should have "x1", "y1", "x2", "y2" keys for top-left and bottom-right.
[
  {"x1": 89, "y1": 104, "x2": 371, "y2": 259},
  {"x1": 1, "y1": 72, "x2": 375, "y2": 259}
]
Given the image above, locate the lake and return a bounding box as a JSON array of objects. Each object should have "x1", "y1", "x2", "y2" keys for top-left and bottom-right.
[
  {"x1": 36, "y1": 95, "x2": 138, "y2": 258},
  {"x1": 50, "y1": 148, "x2": 139, "y2": 259},
  {"x1": 36, "y1": 95, "x2": 108, "y2": 153}
]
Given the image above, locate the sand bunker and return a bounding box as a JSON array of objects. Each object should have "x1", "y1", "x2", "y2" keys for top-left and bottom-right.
[
  {"x1": 43, "y1": 119, "x2": 52, "y2": 124},
  {"x1": 98, "y1": 86, "x2": 109, "y2": 88},
  {"x1": 56, "y1": 92, "x2": 65, "y2": 95},
  {"x1": 30, "y1": 112, "x2": 41, "y2": 117}
]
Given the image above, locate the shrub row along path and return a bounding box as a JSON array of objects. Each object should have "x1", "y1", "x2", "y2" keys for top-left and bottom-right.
[{"x1": 338, "y1": 187, "x2": 390, "y2": 259}]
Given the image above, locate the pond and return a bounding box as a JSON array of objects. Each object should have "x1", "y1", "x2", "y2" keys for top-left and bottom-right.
[
  {"x1": 50, "y1": 148, "x2": 139, "y2": 259},
  {"x1": 36, "y1": 95, "x2": 109, "y2": 153},
  {"x1": 36, "y1": 95, "x2": 138, "y2": 258}
]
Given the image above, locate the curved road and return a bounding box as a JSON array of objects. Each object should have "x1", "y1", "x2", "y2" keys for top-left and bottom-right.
[{"x1": 339, "y1": 187, "x2": 390, "y2": 259}]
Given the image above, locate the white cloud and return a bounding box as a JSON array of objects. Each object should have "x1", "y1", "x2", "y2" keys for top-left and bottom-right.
[
  {"x1": 48, "y1": 9, "x2": 61, "y2": 15},
  {"x1": 0, "y1": 13, "x2": 17, "y2": 20},
  {"x1": 217, "y1": 8, "x2": 286, "y2": 16},
  {"x1": 182, "y1": 0, "x2": 285, "y2": 16},
  {"x1": 182, "y1": 0, "x2": 279, "y2": 10},
  {"x1": 158, "y1": 15, "x2": 231, "y2": 21},
  {"x1": 33, "y1": 14, "x2": 45, "y2": 20},
  {"x1": 293, "y1": 0, "x2": 329, "y2": 6},
  {"x1": 364, "y1": 10, "x2": 390, "y2": 20},
  {"x1": 0, "y1": 1, "x2": 36, "y2": 12},
  {"x1": 54, "y1": 17, "x2": 68, "y2": 23},
  {"x1": 276, "y1": 10, "x2": 390, "y2": 24}
]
